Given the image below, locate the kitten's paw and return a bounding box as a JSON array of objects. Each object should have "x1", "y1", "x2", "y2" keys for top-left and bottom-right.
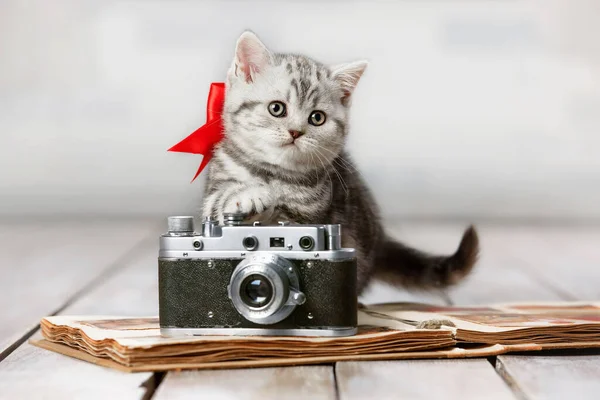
[{"x1": 222, "y1": 186, "x2": 274, "y2": 216}]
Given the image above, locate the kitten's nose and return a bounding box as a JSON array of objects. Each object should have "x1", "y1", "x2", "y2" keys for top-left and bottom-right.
[{"x1": 289, "y1": 130, "x2": 304, "y2": 139}]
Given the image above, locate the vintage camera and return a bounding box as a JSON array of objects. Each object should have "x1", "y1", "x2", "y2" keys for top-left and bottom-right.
[{"x1": 158, "y1": 213, "x2": 357, "y2": 337}]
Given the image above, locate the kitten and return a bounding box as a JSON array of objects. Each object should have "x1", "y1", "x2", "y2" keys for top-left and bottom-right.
[{"x1": 202, "y1": 31, "x2": 479, "y2": 295}]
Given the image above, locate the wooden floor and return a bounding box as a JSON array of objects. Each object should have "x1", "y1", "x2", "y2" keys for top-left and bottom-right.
[{"x1": 0, "y1": 217, "x2": 599, "y2": 399}]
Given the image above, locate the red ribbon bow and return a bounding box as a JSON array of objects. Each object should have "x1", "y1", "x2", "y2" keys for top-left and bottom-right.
[{"x1": 168, "y1": 82, "x2": 226, "y2": 182}]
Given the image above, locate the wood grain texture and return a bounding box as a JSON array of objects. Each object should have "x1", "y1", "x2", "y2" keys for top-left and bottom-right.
[
  {"x1": 416, "y1": 224, "x2": 600, "y2": 400},
  {"x1": 154, "y1": 366, "x2": 336, "y2": 400},
  {"x1": 487, "y1": 226, "x2": 600, "y2": 400},
  {"x1": 63, "y1": 239, "x2": 161, "y2": 316},
  {"x1": 488, "y1": 226, "x2": 600, "y2": 300},
  {"x1": 336, "y1": 359, "x2": 517, "y2": 400},
  {"x1": 2, "y1": 219, "x2": 599, "y2": 400},
  {"x1": 497, "y1": 355, "x2": 600, "y2": 400},
  {"x1": 0, "y1": 220, "x2": 162, "y2": 399},
  {"x1": 0, "y1": 218, "x2": 159, "y2": 354},
  {"x1": 360, "y1": 280, "x2": 448, "y2": 306},
  {"x1": 390, "y1": 224, "x2": 565, "y2": 304},
  {"x1": 0, "y1": 333, "x2": 148, "y2": 400},
  {"x1": 0, "y1": 221, "x2": 58, "y2": 353}
]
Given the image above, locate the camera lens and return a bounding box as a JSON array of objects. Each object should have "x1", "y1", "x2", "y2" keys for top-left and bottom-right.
[
  {"x1": 241, "y1": 274, "x2": 273, "y2": 308},
  {"x1": 242, "y1": 235, "x2": 258, "y2": 251},
  {"x1": 299, "y1": 236, "x2": 314, "y2": 250},
  {"x1": 228, "y1": 254, "x2": 303, "y2": 325}
]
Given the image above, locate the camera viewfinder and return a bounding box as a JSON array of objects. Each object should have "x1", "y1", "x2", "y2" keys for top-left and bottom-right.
[{"x1": 270, "y1": 237, "x2": 285, "y2": 248}]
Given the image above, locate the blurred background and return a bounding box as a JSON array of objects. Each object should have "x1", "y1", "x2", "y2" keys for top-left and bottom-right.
[{"x1": 2, "y1": 0, "x2": 599, "y2": 223}]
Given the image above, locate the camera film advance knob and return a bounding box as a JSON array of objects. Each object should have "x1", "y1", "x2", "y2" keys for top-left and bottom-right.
[{"x1": 167, "y1": 216, "x2": 195, "y2": 235}]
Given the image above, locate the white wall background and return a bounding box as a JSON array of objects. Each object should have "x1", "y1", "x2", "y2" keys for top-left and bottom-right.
[{"x1": 1, "y1": 0, "x2": 599, "y2": 221}]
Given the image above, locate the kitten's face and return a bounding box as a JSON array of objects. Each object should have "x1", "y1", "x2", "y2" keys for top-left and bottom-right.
[{"x1": 222, "y1": 32, "x2": 367, "y2": 173}]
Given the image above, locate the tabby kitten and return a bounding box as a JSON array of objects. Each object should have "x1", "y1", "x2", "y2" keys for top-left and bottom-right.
[{"x1": 202, "y1": 31, "x2": 479, "y2": 295}]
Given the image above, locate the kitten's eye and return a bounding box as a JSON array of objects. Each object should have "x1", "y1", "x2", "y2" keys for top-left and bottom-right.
[
  {"x1": 268, "y1": 101, "x2": 287, "y2": 117},
  {"x1": 309, "y1": 110, "x2": 326, "y2": 126}
]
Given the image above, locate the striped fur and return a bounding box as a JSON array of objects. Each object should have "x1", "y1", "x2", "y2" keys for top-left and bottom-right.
[{"x1": 201, "y1": 31, "x2": 479, "y2": 294}]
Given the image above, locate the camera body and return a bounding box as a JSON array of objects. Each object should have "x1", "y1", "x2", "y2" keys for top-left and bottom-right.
[{"x1": 158, "y1": 213, "x2": 358, "y2": 337}]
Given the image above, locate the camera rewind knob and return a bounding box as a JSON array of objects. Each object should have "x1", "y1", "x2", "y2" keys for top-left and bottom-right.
[
  {"x1": 325, "y1": 224, "x2": 342, "y2": 250},
  {"x1": 168, "y1": 216, "x2": 195, "y2": 235}
]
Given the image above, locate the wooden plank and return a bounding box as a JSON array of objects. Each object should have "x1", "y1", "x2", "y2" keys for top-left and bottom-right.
[
  {"x1": 371, "y1": 223, "x2": 589, "y2": 399},
  {"x1": 387, "y1": 223, "x2": 563, "y2": 304},
  {"x1": 384, "y1": 223, "x2": 559, "y2": 305},
  {"x1": 154, "y1": 366, "x2": 336, "y2": 400},
  {"x1": 448, "y1": 253, "x2": 561, "y2": 305},
  {"x1": 63, "y1": 238, "x2": 160, "y2": 316},
  {"x1": 496, "y1": 355, "x2": 600, "y2": 400},
  {"x1": 0, "y1": 221, "x2": 58, "y2": 353},
  {"x1": 336, "y1": 359, "x2": 517, "y2": 400},
  {"x1": 0, "y1": 217, "x2": 158, "y2": 354},
  {"x1": 491, "y1": 226, "x2": 600, "y2": 300},
  {"x1": 0, "y1": 333, "x2": 149, "y2": 400},
  {"x1": 409, "y1": 224, "x2": 600, "y2": 399},
  {"x1": 8, "y1": 219, "x2": 596, "y2": 400},
  {"x1": 466, "y1": 225, "x2": 577, "y2": 300},
  {"x1": 360, "y1": 281, "x2": 448, "y2": 306},
  {"x1": 0, "y1": 228, "x2": 161, "y2": 398},
  {"x1": 490, "y1": 226, "x2": 600, "y2": 400}
]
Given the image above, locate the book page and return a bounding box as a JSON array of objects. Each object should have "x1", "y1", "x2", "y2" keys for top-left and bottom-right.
[{"x1": 365, "y1": 302, "x2": 600, "y2": 333}]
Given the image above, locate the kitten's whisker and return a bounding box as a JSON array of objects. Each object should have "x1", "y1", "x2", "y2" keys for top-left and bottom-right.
[
  {"x1": 316, "y1": 148, "x2": 350, "y2": 194},
  {"x1": 302, "y1": 141, "x2": 332, "y2": 176},
  {"x1": 313, "y1": 147, "x2": 349, "y2": 196},
  {"x1": 311, "y1": 148, "x2": 334, "y2": 195},
  {"x1": 312, "y1": 143, "x2": 358, "y2": 174},
  {"x1": 307, "y1": 148, "x2": 320, "y2": 183}
]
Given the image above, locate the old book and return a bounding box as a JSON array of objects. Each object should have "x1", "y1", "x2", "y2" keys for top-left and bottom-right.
[{"x1": 32, "y1": 301, "x2": 600, "y2": 372}]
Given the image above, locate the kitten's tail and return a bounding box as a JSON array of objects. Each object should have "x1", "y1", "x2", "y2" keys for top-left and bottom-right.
[{"x1": 374, "y1": 226, "x2": 479, "y2": 290}]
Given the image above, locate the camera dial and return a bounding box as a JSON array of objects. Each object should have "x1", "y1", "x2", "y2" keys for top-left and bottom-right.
[
  {"x1": 166, "y1": 216, "x2": 195, "y2": 236},
  {"x1": 223, "y1": 212, "x2": 246, "y2": 226},
  {"x1": 228, "y1": 254, "x2": 305, "y2": 325}
]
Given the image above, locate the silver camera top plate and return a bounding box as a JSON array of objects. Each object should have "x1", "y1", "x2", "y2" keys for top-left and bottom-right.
[{"x1": 159, "y1": 215, "x2": 354, "y2": 261}]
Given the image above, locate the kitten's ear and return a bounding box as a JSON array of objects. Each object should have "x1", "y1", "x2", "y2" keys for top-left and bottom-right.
[
  {"x1": 232, "y1": 31, "x2": 272, "y2": 83},
  {"x1": 329, "y1": 60, "x2": 368, "y2": 105}
]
